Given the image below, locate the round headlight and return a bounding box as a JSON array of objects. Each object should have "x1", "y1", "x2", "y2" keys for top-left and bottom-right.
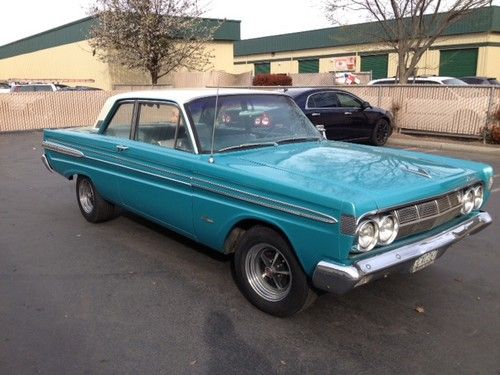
[
  {"x1": 461, "y1": 188, "x2": 475, "y2": 214},
  {"x1": 357, "y1": 220, "x2": 379, "y2": 252},
  {"x1": 473, "y1": 185, "x2": 484, "y2": 209},
  {"x1": 377, "y1": 214, "x2": 399, "y2": 245}
]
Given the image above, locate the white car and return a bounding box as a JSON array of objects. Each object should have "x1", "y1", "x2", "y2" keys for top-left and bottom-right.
[
  {"x1": 0, "y1": 82, "x2": 11, "y2": 94},
  {"x1": 368, "y1": 76, "x2": 468, "y2": 85}
]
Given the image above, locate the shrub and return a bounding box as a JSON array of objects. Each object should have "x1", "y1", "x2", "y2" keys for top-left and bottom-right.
[
  {"x1": 489, "y1": 106, "x2": 500, "y2": 144},
  {"x1": 253, "y1": 74, "x2": 292, "y2": 86}
]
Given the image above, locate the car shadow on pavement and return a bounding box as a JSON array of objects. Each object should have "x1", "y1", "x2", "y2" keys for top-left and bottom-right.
[{"x1": 203, "y1": 310, "x2": 274, "y2": 374}]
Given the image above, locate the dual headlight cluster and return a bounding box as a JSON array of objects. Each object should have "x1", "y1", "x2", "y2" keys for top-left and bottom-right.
[
  {"x1": 355, "y1": 184, "x2": 484, "y2": 253},
  {"x1": 356, "y1": 214, "x2": 399, "y2": 252},
  {"x1": 460, "y1": 185, "x2": 483, "y2": 215}
]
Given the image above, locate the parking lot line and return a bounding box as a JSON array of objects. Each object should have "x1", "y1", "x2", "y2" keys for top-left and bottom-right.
[{"x1": 492, "y1": 187, "x2": 500, "y2": 193}]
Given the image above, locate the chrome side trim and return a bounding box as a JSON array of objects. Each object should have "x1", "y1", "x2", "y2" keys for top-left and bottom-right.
[
  {"x1": 41, "y1": 154, "x2": 54, "y2": 173},
  {"x1": 41, "y1": 141, "x2": 84, "y2": 158},
  {"x1": 313, "y1": 211, "x2": 492, "y2": 293},
  {"x1": 42, "y1": 140, "x2": 337, "y2": 224},
  {"x1": 192, "y1": 177, "x2": 338, "y2": 224},
  {"x1": 51, "y1": 140, "x2": 191, "y2": 186},
  {"x1": 84, "y1": 155, "x2": 192, "y2": 187}
]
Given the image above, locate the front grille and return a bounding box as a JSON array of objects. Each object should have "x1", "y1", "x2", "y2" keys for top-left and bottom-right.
[{"x1": 395, "y1": 190, "x2": 462, "y2": 239}]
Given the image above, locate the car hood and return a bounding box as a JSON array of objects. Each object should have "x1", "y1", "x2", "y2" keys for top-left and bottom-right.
[{"x1": 218, "y1": 141, "x2": 481, "y2": 214}]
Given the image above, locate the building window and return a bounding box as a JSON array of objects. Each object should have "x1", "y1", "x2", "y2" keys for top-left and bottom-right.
[{"x1": 298, "y1": 59, "x2": 319, "y2": 73}]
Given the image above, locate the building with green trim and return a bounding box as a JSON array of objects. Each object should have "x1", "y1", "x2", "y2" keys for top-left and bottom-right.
[
  {"x1": 233, "y1": 6, "x2": 500, "y2": 81},
  {"x1": 0, "y1": 17, "x2": 240, "y2": 89}
]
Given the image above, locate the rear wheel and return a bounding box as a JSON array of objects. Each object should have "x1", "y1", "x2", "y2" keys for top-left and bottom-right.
[
  {"x1": 233, "y1": 226, "x2": 316, "y2": 317},
  {"x1": 370, "y1": 119, "x2": 391, "y2": 146},
  {"x1": 76, "y1": 175, "x2": 116, "y2": 223}
]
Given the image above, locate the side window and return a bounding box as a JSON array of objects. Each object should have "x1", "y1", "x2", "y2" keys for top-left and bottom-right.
[
  {"x1": 36, "y1": 85, "x2": 53, "y2": 92},
  {"x1": 307, "y1": 92, "x2": 338, "y2": 108},
  {"x1": 103, "y1": 102, "x2": 134, "y2": 139},
  {"x1": 336, "y1": 93, "x2": 362, "y2": 108},
  {"x1": 136, "y1": 102, "x2": 193, "y2": 152}
]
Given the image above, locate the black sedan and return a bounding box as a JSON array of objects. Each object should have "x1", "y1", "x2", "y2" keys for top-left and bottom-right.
[{"x1": 285, "y1": 88, "x2": 393, "y2": 146}]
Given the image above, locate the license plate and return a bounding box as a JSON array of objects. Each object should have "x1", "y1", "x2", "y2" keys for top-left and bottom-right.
[{"x1": 411, "y1": 250, "x2": 438, "y2": 273}]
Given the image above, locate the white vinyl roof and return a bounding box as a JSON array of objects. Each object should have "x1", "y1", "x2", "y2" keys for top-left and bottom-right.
[
  {"x1": 95, "y1": 88, "x2": 282, "y2": 125},
  {"x1": 111, "y1": 88, "x2": 280, "y2": 104}
]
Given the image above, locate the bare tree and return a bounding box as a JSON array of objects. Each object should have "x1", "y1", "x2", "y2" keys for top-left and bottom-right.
[
  {"x1": 323, "y1": 0, "x2": 491, "y2": 83},
  {"x1": 88, "y1": 0, "x2": 219, "y2": 84}
]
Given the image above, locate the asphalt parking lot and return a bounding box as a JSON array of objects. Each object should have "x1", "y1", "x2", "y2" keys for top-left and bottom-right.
[{"x1": 1, "y1": 131, "x2": 499, "y2": 374}]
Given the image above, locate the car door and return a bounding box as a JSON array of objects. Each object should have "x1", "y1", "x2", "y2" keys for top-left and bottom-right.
[
  {"x1": 82, "y1": 100, "x2": 137, "y2": 204},
  {"x1": 334, "y1": 92, "x2": 371, "y2": 141},
  {"x1": 104, "y1": 100, "x2": 196, "y2": 237},
  {"x1": 302, "y1": 91, "x2": 349, "y2": 140}
]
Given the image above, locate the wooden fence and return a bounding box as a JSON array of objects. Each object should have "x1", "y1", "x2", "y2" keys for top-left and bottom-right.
[{"x1": 1, "y1": 86, "x2": 499, "y2": 138}]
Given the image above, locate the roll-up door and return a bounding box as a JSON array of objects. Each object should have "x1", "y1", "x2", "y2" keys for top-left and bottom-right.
[
  {"x1": 361, "y1": 54, "x2": 388, "y2": 79},
  {"x1": 298, "y1": 59, "x2": 319, "y2": 73},
  {"x1": 255, "y1": 62, "x2": 270, "y2": 74},
  {"x1": 439, "y1": 48, "x2": 478, "y2": 77}
]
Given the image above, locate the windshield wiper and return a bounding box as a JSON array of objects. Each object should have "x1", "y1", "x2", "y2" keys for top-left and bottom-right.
[
  {"x1": 218, "y1": 142, "x2": 277, "y2": 152},
  {"x1": 275, "y1": 136, "x2": 321, "y2": 145}
]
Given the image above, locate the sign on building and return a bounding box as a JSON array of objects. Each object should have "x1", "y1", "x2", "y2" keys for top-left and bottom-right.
[{"x1": 333, "y1": 56, "x2": 356, "y2": 71}]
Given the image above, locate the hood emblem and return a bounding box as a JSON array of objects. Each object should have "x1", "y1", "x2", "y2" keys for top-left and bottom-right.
[{"x1": 401, "y1": 165, "x2": 432, "y2": 179}]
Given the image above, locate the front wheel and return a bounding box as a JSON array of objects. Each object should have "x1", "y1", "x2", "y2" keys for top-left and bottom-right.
[
  {"x1": 370, "y1": 118, "x2": 391, "y2": 146},
  {"x1": 233, "y1": 226, "x2": 316, "y2": 317},
  {"x1": 76, "y1": 175, "x2": 116, "y2": 223}
]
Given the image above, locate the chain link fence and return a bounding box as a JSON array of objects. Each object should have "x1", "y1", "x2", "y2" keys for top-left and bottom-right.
[
  {"x1": 1, "y1": 81, "x2": 498, "y2": 139},
  {"x1": 341, "y1": 85, "x2": 500, "y2": 138}
]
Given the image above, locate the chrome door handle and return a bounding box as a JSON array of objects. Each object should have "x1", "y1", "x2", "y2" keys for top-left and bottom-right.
[
  {"x1": 311, "y1": 113, "x2": 321, "y2": 116},
  {"x1": 344, "y1": 112, "x2": 352, "y2": 115},
  {"x1": 116, "y1": 145, "x2": 129, "y2": 152}
]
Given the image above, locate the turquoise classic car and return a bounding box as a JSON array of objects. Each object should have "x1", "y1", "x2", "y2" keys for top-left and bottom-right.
[{"x1": 42, "y1": 89, "x2": 494, "y2": 317}]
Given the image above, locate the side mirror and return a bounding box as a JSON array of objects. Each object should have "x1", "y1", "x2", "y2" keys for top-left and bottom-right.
[
  {"x1": 316, "y1": 124, "x2": 327, "y2": 139},
  {"x1": 361, "y1": 101, "x2": 371, "y2": 109}
]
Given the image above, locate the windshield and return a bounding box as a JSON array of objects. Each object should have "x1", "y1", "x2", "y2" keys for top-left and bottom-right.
[{"x1": 185, "y1": 94, "x2": 320, "y2": 153}]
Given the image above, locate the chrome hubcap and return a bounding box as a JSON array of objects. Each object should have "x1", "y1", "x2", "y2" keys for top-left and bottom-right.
[
  {"x1": 78, "y1": 179, "x2": 94, "y2": 214},
  {"x1": 245, "y1": 244, "x2": 292, "y2": 302}
]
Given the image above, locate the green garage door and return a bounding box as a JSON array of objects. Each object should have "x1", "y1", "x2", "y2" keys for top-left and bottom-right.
[
  {"x1": 361, "y1": 54, "x2": 388, "y2": 80},
  {"x1": 255, "y1": 62, "x2": 270, "y2": 75},
  {"x1": 439, "y1": 48, "x2": 478, "y2": 77},
  {"x1": 299, "y1": 59, "x2": 319, "y2": 73}
]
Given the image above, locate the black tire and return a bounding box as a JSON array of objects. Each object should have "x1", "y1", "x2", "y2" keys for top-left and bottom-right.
[
  {"x1": 76, "y1": 175, "x2": 116, "y2": 223},
  {"x1": 233, "y1": 226, "x2": 316, "y2": 317},
  {"x1": 370, "y1": 118, "x2": 391, "y2": 146}
]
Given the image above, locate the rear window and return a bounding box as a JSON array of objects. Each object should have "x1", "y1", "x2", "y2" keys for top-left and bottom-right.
[
  {"x1": 13, "y1": 85, "x2": 53, "y2": 92},
  {"x1": 441, "y1": 79, "x2": 467, "y2": 85}
]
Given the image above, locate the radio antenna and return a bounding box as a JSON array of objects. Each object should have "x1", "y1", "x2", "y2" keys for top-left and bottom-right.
[{"x1": 209, "y1": 80, "x2": 220, "y2": 164}]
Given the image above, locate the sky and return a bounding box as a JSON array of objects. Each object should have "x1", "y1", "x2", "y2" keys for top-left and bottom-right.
[{"x1": 0, "y1": 0, "x2": 332, "y2": 46}]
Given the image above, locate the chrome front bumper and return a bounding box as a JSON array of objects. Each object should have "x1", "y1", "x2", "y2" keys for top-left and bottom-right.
[{"x1": 312, "y1": 211, "x2": 492, "y2": 294}]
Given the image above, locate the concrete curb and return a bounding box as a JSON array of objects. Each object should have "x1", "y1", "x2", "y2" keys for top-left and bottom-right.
[{"x1": 387, "y1": 136, "x2": 500, "y2": 155}]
